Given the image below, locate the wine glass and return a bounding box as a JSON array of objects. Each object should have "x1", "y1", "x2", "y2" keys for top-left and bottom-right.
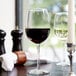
[
  {"x1": 54, "y1": 12, "x2": 68, "y2": 66},
  {"x1": 67, "y1": 43, "x2": 76, "y2": 76},
  {"x1": 25, "y1": 8, "x2": 50, "y2": 75}
]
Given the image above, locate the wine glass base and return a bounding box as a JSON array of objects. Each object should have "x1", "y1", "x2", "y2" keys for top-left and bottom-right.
[
  {"x1": 56, "y1": 62, "x2": 70, "y2": 66},
  {"x1": 69, "y1": 72, "x2": 76, "y2": 76},
  {"x1": 28, "y1": 69, "x2": 49, "y2": 75}
]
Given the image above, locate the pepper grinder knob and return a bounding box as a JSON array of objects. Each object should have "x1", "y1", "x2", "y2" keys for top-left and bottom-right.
[{"x1": 11, "y1": 30, "x2": 23, "y2": 52}]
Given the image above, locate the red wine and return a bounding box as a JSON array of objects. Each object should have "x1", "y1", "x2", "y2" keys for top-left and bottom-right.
[{"x1": 25, "y1": 28, "x2": 50, "y2": 44}]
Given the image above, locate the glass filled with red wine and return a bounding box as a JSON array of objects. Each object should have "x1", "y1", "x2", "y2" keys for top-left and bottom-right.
[{"x1": 25, "y1": 8, "x2": 50, "y2": 75}]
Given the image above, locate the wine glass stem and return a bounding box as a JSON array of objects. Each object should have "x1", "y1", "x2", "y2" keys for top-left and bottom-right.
[
  {"x1": 68, "y1": 52, "x2": 73, "y2": 73},
  {"x1": 37, "y1": 44, "x2": 40, "y2": 70}
]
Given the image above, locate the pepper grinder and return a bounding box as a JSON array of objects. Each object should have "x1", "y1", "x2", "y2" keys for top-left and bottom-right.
[
  {"x1": 11, "y1": 30, "x2": 23, "y2": 52},
  {"x1": 0, "y1": 29, "x2": 6, "y2": 68},
  {"x1": 0, "y1": 30, "x2": 6, "y2": 54},
  {"x1": 11, "y1": 30, "x2": 27, "y2": 65}
]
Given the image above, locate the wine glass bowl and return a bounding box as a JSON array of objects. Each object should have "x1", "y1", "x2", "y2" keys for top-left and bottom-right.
[
  {"x1": 25, "y1": 8, "x2": 50, "y2": 75},
  {"x1": 54, "y1": 12, "x2": 68, "y2": 40}
]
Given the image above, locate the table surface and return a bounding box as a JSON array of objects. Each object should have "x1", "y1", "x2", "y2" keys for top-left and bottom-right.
[{"x1": 0, "y1": 61, "x2": 76, "y2": 76}]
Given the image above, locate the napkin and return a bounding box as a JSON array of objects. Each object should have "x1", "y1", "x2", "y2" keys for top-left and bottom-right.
[
  {"x1": 0, "y1": 52, "x2": 17, "y2": 71},
  {"x1": 0, "y1": 51, "x2": 36, "y2": 71}
]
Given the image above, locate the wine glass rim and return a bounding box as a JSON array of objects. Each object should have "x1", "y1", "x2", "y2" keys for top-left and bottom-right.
[
  {"x1": 54, "y1": 12, "x2": 68, "y2": 27},
  {"x1": 55, "y1": 12, "x2": 68, "y2": 15},
  {"x1": 27, "y1": 8, "x2": 48, "y2": 12}
]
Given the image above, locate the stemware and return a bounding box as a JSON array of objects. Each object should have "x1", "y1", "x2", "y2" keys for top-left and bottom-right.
[
  {"x1": 25, "y1": 8, "x2": 50, "y2": 75},
  {"x1": 54, "y1": 12, "x2": 68, "y2": 66},
  {"x1": 67, "y1": 43, "x2": 76, "y2": 76}
]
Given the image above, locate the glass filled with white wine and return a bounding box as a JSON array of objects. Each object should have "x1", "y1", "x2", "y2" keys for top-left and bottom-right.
[{"x1": 54, "y1": 12, "x2": 68, "y2": 66}]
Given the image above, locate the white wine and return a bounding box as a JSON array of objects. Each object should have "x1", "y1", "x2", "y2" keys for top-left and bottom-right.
[{"x1": 54, "y1": 28, "x2": 68, "y2": 39}]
